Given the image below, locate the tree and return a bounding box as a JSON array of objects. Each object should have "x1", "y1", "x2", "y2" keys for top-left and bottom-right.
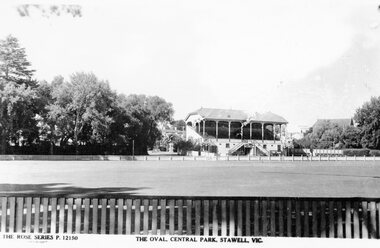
[
  {"x1": 0, "y1": 35, "x2": 35, "y2": 86},
  {"x1": 47, "y1": 72, "x2": 116, "y2": 154},
  {"x1": 0, "y1": 80, "x2": 37, "y2": 154},
  {"x1": 354, "y1": 96, "x2": 380, "y2": 149},
  {"x1": 120, "y1": 94, "x2": 174, "y2": 155},
  {"x1": 341, "y1": 126, "x2": 362, "y2": 148}
]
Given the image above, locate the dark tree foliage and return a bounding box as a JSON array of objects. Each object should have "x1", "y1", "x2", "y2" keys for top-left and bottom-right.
[
  {"x1": 118, "y1": 94, "x2": 174, "y2": 155},
  {"x1": 354, "y1": 96, "x2": 380, "y2": 149}
]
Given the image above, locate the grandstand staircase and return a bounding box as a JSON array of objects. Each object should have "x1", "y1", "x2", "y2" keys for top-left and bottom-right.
[
  {"x1": 254, "y1": 142, "x2": 270, "y2": 156},
  {"x1": 228, "y1": 142, "x2": 246, "y2": 155}
]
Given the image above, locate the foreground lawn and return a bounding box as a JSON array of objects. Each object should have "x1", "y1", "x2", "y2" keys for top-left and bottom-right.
[{"x1": 0, "y1": 160, "x2": 380, "y2": 198}]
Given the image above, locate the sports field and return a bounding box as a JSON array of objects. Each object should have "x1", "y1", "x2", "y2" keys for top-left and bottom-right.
[{"x1": 0, "y1": 160, "x2": 380, "y2": 198}]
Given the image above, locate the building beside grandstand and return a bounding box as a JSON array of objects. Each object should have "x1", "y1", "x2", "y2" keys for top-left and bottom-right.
[{"x1": 185, "y1": 108, "x2": 288, "y2": 156}]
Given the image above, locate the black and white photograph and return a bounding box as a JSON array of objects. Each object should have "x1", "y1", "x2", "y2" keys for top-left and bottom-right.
[{"x1": 0, "y1": 0, "x2": 380, "y2": 247}]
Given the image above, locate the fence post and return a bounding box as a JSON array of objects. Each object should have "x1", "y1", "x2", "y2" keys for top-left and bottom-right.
[
  {"x1": 345, "y1": 155, "x2": 347, "y2": 161},
  {"x1": 319, "y1": 155, "x2": 321, "y2": 161},
  {"x1": 328, "y1": 155, "x2": 330, "y2": 161},
  {"x1": 301, "y1": 155, "x2": 303, "y2": 161},
  {"x1": 238, "y1": 155, "x2": 240, "y2": 161},
  {"x1": 364, "y1": 155, "x2": 366, "y2": 161},
  {"x1": 292, "y1": 155, "x2": 294, "y2": 161},
  {"x1": 354, "y1": 155, "x2": 356, "y2": 161},
  {"x1": 374, "y1": 155, "x2": 376, "y2": 161}
]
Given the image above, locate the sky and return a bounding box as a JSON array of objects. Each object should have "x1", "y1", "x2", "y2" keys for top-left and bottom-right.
[{"x1": 0, "y1": 0, "x2": 379, "y2": 131}]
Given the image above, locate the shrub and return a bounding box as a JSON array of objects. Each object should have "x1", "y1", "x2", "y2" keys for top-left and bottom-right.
[
  {"x1": 369, "y1": 150, "x2": 380, "y2": 157},
  {"x1": 342, "y1": 149, "x2": 370, "y2": 157}
]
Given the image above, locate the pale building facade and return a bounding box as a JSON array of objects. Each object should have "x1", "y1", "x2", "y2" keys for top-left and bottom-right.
[{"x1": 185, "y1": 108, "x2": 288, "y2": 156}]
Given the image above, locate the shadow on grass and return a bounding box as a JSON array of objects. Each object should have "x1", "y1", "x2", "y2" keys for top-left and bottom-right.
[{"x1": 0, "y1": 183, "x2": 148, "y2": 198}]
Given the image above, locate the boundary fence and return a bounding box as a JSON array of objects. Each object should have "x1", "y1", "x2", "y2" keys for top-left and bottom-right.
[
  {"x1": 1, "y1": 154, "x2": 380, "y2": 162},
  {"x1": 0, "y1": 196, "x2": 379, "y2": 238}
]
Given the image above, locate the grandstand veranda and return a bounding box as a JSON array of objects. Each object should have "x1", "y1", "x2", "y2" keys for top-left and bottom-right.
[{"x1": 0, "y1": 159, "x2": 380, "y2": 239}]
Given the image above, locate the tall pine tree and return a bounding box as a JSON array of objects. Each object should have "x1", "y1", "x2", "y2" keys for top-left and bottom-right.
[{"x1": 0, "y1": 35, "x2": 36, "y2": 87}]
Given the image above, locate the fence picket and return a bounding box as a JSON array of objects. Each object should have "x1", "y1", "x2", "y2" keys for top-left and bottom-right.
[
  {"x1": 312, "y1": 201, "x2": 317, "y2": 237},
  {"x1": 92, "y1": 199, "x2": 99, "y2": 234},
  {"x1": 67, "y1": 198, "x2": 73, "y2": 234},
  {"x1": 295, "y1": 201, "x2": 301, "y2": 237},
  {"x1": 303, "y1": 200, "x2": 309, "y2": 237},
  {"x1": 320, "y1": 201, "x2": 326, "y2": 238},
  {"x1": 253, "y1": 200, "x2": 259, "y2": 236},
  {"x1": 369, "y1": 201, "x2": 376, "y2": 239},
  {"x1": 1, "y1": 197, "x2": 7, "y2": 232},
  {"x1": 134, "y1": 199, "x2": 141, "y2": 235},
  {"x1": 278, "y1": 200, "x2": 283, "y2": 237},
  {"x1": 262, "y1": 200, "x2": 268, "y2": 236},
  {"x1": 286, "y1": 200, "x2": 292, "y2": 237},
  {"x1": 362, "y1": 201, "x2": 368, "y2": 239},
  {"x1": 84, "y1": 198, "x2": 90, "y2": 234},
  {"x1": 169, "y1": 199, "x2": 175, "y2": 235},
  {"x1": 50, "y1": 198, "x2": 57, "y2": 234},
  {"x1": 151, "y1": 199, "x2": 158, "y2": 235},
  {"x1": 245, "y1": 200, "x2": 251, "y2": 236},
  {"x1": 270, "y1": 200, "x2": 275, "y2": 236},
  {"x1": 221, "y1": 200, "x2": 227, "y2": 236},
  {"x1": 190, "y1": 200, "x2": 199, "y2": 235},
  {"x1": 117, "y1": 199, "x2": 124, "y2": 234},
  {"x1": 8, "y1": 197, "x2": 16, "y2": 233},
  {"x1": 42, "y1": 198, "x2": 49, "y2": 233},
  {"x1": 143, "y1": 199, "x2": 149, "y2": 235},
  {"x1": 25, "y1": 197, "x2": 32, "y2": 233},
  {"x1": 59, "y1": 198, "x2": 65, "y2": 233},
  {"x1": 177, "y1": 200, "x2": 183, "y2": 235},
  {"x1": 16, "y1": 197, "x2": 24, "y2": 233},
  {"x1": 212, "y1": 200, "x2": 218, "y2": 236},
  {"x1": 100, "y1": 199, "x2": 107, "y2": 234},
  {"x1": 109, "y1": 199, "x2": 115, "y2": 234},
  {"x1": 159, "y1": 199, "x2": 166, "y2": 235},
  {"x1": 377, "y1": 202, "x2": 380, "y2": 239},
  {"x1": 353, "y1": 202, "x2": 359, "y2": 238},
  {"x1": 203, "y1": 200, "x2": 209, "y2": 236},
  {"x1": 75, "y1": 198, "x2": 82, "y2": 234},
  {"x1": 345, "y1": 201, "x2": 352, "y2": 238},
  {"x1": 229, "y1": 200, "x2": 235, "y2": 236},
  {"x1": 125, "y1": 199, "x2": 132, "y2": 234},
  {"x1": 329, "y1": 201, "x2": 335, "y2": 238},
  {"x1": 186, "y1": 200, "x2": 192, "y2": 235},
  {"x1": 237, "y1": 200, "x2": 243, "y2": 236},
  {"x1": 337, "y1": 201, "x2": 343, "y2": 238},
  {"x1": 33, "y1": 198, "x2": 40, "y2": 233}
]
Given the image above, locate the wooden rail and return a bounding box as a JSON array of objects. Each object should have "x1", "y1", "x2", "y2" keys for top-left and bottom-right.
[{"x1": 0, "y1": 196, "x2": 379, "y2": 238}]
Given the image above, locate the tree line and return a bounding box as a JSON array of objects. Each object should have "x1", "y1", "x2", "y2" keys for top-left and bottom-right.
[
  {"x1": 294, "y1": 96, "x2": 380, "y2": 151},
  {"x1": 0, "y1": 35, "x2": 174, "y2": 155}
]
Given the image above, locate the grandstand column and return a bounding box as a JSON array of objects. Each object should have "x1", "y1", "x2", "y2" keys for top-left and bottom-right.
[
  {"x1": 241, "y1": 122, "x2": 243, "y2": 141},
  {"x1": 261, "y1": 123, "x2": 264, "y2": 142},
  {"x1": 228, "y1": 121, "x2": 231, "y2": 142},
  {"x1": 203, "y1": 120, "x2": 205, "y2": 137},
  {"x1": 273, "y1": 124, "x2": 276, "y2": 142},
  {"x1": 249, "y1": 123, "x2": 252, "y2": 140},
  {"x1": 216, "y1": 121, "x2": 219, "y2": 141}
]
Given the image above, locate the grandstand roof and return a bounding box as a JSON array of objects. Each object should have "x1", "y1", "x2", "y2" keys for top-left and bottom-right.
[{"x1": 185, "y1": 107, "x2": 288, "y2": 123}]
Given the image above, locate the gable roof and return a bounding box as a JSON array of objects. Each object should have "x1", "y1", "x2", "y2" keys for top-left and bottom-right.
[
  {"x1": 185, "y1": 107, "x2": 288, "y2": 123},
  {"x1": 313, "y1": 119, "x2": 353, "y2": 128}
]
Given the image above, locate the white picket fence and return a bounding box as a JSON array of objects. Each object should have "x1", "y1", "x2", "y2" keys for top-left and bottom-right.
[{"x1": 0, "y1": 154, "x2": 380, "y2": 162}]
